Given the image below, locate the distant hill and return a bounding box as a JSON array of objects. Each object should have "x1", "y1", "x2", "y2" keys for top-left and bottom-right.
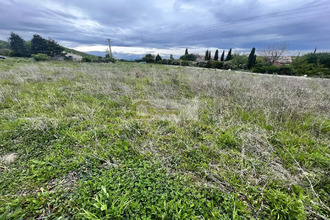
[{"x1": 62, "y1": 47, "x2": 99, "y2": 59}]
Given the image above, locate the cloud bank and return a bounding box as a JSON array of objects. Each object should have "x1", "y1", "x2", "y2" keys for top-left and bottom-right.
[{"x1": 1, "y1": 0, "x2": 329, "y2": 57}]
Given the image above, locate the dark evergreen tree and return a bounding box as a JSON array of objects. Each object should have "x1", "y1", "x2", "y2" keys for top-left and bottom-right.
[
  {"x1": 205, "y1": 50, "x2": 211, "y2": 60},
  {"x1": 155, "y1": 54, "x2": 162, "y2": 63},
  {"x1": 226, "y1": 48, "x2": 233, "y2": 61},
  {"x1": 220, "y1": 50, "x2": 225, "y2": 61},
  {"x1": 248, "y1": 47, "x2": 257, "y2": 69},
  {"x1": 180, "y1": 54, "x2": 197, "y2": 61},
  {"x1": 24, "y1": 41, "x2": 31, "y2": 57},
  {"x1": 185, "y1": 48, "x2": 188, "y2": 55},
  {"x1": 214, "y1": 49, "x2": 219, "y2": 61},
  {"x1": 47, "y1": 39, "x2": 64, "y2": 57},
  {"x1": 31, "y1": 34, "x2": 48, "y2": 55},
  {"x1": 142, "y1": 54, "x2": 155, "y2": 63},
  {"x1": 9, "y1": 32, "x2": 28, "y2": 57},
  {"x1": 170, "y1": 54, "x2": 174, "y2": 60}
]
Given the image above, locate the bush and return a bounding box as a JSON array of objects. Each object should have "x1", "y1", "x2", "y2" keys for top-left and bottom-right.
[
  {"x1": 231, "y1": 55, "x2": 248, "y2": 69},
  {"x1": 278, "y1": 66, "x2": 297, "y2": 75},
  {"x1": 223, "y1": 62, "x2": 236, "y2": 70},
  {"x1": 104, "y1": 54, "x2": 117, "y2": 63},
  {"x1": 208, "y1": 61, "x2": 221, "y2": 69},
  {"x1": 0, "y1": 48, "x2": 10, "y2": 56},
  {"x1": 180, "y1": 54, "x2": 197, "y2": 61},
  {"x1": 291, "y1": 53, "x2": 330, "y2": 77},
  {"x1": 32, "y1": 53, "x2": 50, "y2": 61},
  {"x1": 180, "y1": 60, "x2": 189, "y2": 66},
  {"x1": 82, "y1": 57, "x2": 92, "y2": 62},
  {"x1": 142, "y1": 54, "x2": 155, "y2": 63},
  {"x1": 252, "y1": 65, "x2": 279, "y2": 74},
  {"x1": 197, "y1": 62, "x2": 207, "y2": 68}
]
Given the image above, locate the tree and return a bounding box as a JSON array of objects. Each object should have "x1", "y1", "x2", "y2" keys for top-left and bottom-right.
[
  {"x1": 220, "y1": 50, "x2": 225, "y2": 61},
  {"x1": 31, "y1": 34, "x2": 48, "y2": 55},
  {"x1": 214, "y1": 49, "x2": 219, "y2": 61},
  {"x1": 9, "y1": 32, "x2": 28, "y2": 57},
  {"x1": 260, "y1": 43, "x2": 287, "y2": 64},
  {"x1": 248, "y1": 47, "x2": 257, "y2": 69},
  {"x1": 170, "y1": 54, "x2": 174, "y2": 60},
  {"x1": 142, "y1": 54, "x2": 155, "y2": 63},
  {"x1": 155, "y1": 54, "x2": 162, "y2": 63},
  {"x1": 24, "y1": 41, "x2": 31, "y2": 57},
  {"x1": 185, "y1": 48, "x2": 188, "y2": 55},
  {"x1": 205, "y1": 50, "x2": 211, "y2": 61},
  {"x1": 47, "y1": 39, "x2": 64, "y2": 57},
  {"x1": 180, "y1": 54, "x2": 197, "y2": 61},
  {"x1": 226, "y1": 48, "x2": 232, "y2": 61}
]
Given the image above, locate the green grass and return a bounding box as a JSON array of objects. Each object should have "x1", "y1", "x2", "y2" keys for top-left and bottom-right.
[{"x1": 0, "y1": 61, "x2": 329, "y2": 219}]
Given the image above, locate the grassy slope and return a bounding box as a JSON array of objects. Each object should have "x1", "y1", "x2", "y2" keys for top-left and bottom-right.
[
  {"x1": 0, "y1": 60, "x2": 329, "y2": 219},
  {"x1": 63, "y1": 47, "x2": 99, "y2": 59}
]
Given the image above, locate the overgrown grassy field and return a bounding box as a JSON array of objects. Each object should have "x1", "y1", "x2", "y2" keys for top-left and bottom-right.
[{"x1": 0, "y1": 59, "x2": 329, "y2": 219}]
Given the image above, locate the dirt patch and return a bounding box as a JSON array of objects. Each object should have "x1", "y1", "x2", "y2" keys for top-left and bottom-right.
[{"x1": 0, "y1": 153, "x2": 18, "y2": 164}]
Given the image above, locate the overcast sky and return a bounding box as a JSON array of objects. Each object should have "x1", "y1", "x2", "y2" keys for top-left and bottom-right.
[{"x1": 1, "y1": 0, "x2": 329, "y2": 58}]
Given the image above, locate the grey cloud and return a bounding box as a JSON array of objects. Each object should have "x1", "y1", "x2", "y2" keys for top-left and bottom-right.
[{"x1": 0, "y1": 0, "x2": 329, "y2": 53}]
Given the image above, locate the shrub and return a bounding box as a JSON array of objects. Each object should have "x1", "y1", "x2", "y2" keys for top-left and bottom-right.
[
  {"x1": 104, "y1": 54, "x2": 117, "y2": 63},
  {"x1": 0, "y1": 48, "x2": 10, "y2": 56},
  {"x1": 142, "y1": 54, "x2": 155, "y2": 63},
  {"x1": 291, "y1": 53, "x2": 330, "y2": 77},
  {"x1": 278, "y1": 66, "x2": 297, "y2": 75},
  {"x1": 180, "y1": 60, "x2": 189, "y2": 66},
  {"x1": 223, "y1": 62, "x2": 236, "y2": 70},
  {"x1": 231, "y1": 55, "x2": 248, "y2": 69},
  {"x1": 180, "y1": 54, "x2": 197, "y2": 61},
  {"x1": 252, "y1": 65, "x2": 279, "y2": 74},
  {"x1": 82, "y1": 57, "x2": 92, "y2": 62},
  {"x1": 32, "y1": 53, "x2": 50, "y2": 61}
]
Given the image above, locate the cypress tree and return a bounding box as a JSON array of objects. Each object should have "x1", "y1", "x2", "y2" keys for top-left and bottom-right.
[
  {"x1": 47, "y1": 39, "x2": 64, "y2": 57},
  {"x1": 155, "y1": 54, "x2": 162, "y2": 63},
  {"x1": 248, "y1": 47, "x2": 257, "y2": 69},
  {"x1": 31, "y1": 34, "x2": 48, "y2": 55},
  {"x1": 214, "y1": 49, "x2": 219, "y2": 61},
  {"x1": 185, "y1": 48, "x2": 188, "y2": 55},
  {"x1": 220, "y1": 50, "x2": 225, "y2": 61},
  {"x1": 205, "y1": 50, "x2": 209, "y2": 61},
  {"x1": 226, "y1": 48, "x2": 232, "y2": 61},
  {"x1": 9, "y1": 32, "x2": 28, "y2": 57},
  {"x1": 208, "y1": 51, "x2": 211, "y2": 61}
]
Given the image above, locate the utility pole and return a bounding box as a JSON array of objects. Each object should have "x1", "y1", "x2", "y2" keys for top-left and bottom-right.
[{"x1": 107, "y1": 39, "x2": 112, "y2": 57}]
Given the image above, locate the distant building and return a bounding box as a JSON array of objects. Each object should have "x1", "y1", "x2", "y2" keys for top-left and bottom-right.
[
  {"x1": 274, "y1": 56, "x2": 293, "y2": 66},
  {"x1": 65, "y1": 52, "x2": 83, "y2": 61}
]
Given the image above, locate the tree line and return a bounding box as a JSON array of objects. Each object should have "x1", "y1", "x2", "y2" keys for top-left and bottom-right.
[
  {"x1": 8, "y1": 32, "x2": 64, "y2": 58},
  {"x1": 140, "y1": 46, "x2": 329, "y2": 77},
  {"x1": 141, "y1": 47, "x2": 257, "y2": 70}
]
